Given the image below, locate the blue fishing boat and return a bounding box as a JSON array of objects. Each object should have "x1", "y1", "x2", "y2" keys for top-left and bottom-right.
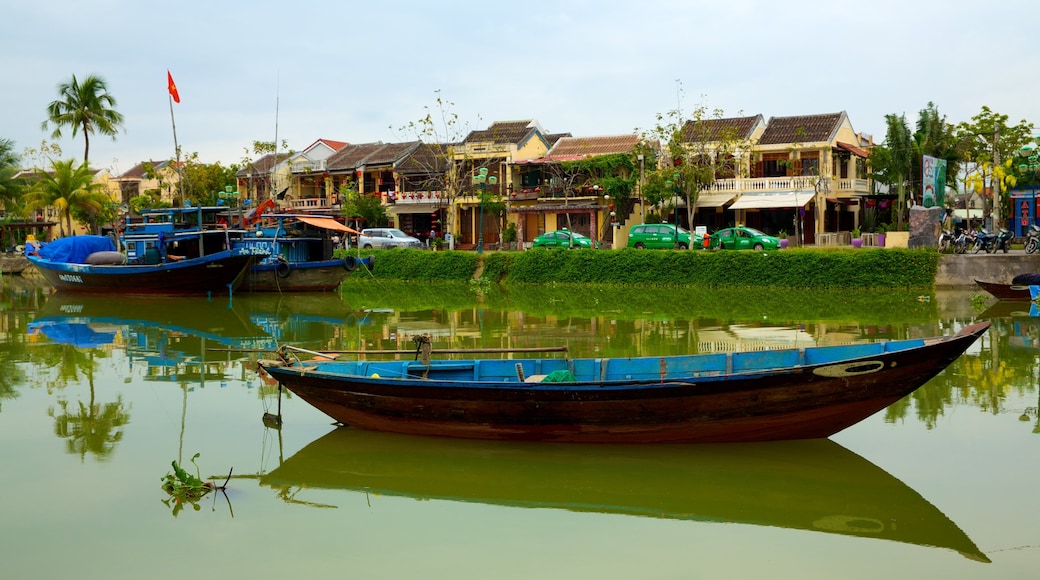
[
  {"x1": 258, "y1": 322, "x2": 990, "y2": 444},
  {"x1": 26, "y1": 232, "x2": 260, "y2": 295},
  {"x1": 234, "y1": 213, "x2": 372, "y2": 292}
]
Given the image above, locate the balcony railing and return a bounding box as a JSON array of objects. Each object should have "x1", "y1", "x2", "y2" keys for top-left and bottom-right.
[
  {"x1": 385, "y1": 191, "x2": 446, "y2": 204},
  {"x1": 285, "y1": 197, "x2": 335, "y2": 210},
  {"x1": 706, "y1": 176, "x2": 870, "y2": 196}
]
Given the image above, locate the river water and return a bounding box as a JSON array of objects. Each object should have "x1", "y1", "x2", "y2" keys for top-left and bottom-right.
[{"x1": 0, "y1": 277, "x2": 1037, "y2": 579}]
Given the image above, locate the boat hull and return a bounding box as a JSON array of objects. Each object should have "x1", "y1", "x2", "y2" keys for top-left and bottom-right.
[
  {"x1": 28, "y1": 252, "x2": 256, "y2": 295},
  {"x1": 259, "y1": 322, "x2": 989, "y2": 444},
  {"x1": 241, "y1": 258, "x2": 355, "y2": 292},
  {"x1": 974, "y1": 279, "x2": 1032, "y2": 301}
]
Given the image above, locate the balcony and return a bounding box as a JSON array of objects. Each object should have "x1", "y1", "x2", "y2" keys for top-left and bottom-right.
[
  {"x1": 291, "y1": 159, "x2": 327, "y2": 173},
  {"x1": 386, "y1": 191, "x2": 446, "y2": 205},
  {"x1": 707, "y1": 176, "x2": 870, "y2": 196},
  {"x1": 285, "y1": 197, "x2": 336, "y2": 211}
]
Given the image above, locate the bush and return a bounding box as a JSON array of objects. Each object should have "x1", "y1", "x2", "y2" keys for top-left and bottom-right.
[{"x1": 346, "y1": 247, "x2": 941, "y2": 289}]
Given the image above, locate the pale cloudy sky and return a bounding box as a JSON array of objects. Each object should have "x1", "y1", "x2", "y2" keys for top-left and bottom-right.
[{"x1": 2, "y1": 0, "x2": 1038, "y2": 175}]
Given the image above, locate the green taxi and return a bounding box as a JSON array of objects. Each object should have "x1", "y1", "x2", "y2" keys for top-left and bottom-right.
[
  {"x1": 627, "y1": 224, "x2": 703, "y2": 250},
  {"x1": 711, "y1": 226, "x2": 781, "y2": 250},
  {"x1": 532, "y1": 229, "x2": 599, "y2": 249}
]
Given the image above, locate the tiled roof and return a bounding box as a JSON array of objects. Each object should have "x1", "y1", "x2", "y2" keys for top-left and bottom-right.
[
  {"x1": 396, "y1": 143, "x2": 451, "y2": 175},
  {"x1": 759, "y1": 112, "x2": 845, "y2": 145},
  {"x1": 118, "y1": 160, "x2": 174, "y2": 179},
  {"x1": 236, "y1": 153, "x2": 291, "y2": 177},
  {"x1": 326, "y1": 142, "x2": 387, "y2": 171},
  {"x1": 363, "y1": 141, "x2": 421, "y2": 167},
  {"x1": 318, "y1": 138, "x2": 349, "y2": 151},
  {"x1": 680, "y1": 115, "x2": 764, "y2": 142},
  {"x1": 464, "y1": 120, "x2": 541, "y2": 145},
  {"x1": 544, "y1": 133, "x2": 572, "y2": 146},
  {"x1": 545, "y1": 134, "x2": 641, "y2": 159}
]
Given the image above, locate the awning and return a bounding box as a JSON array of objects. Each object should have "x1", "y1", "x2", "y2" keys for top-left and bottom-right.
[
  {"x1": 386, "y1": 203, "x2": 443, "y2": 215},
  {"x1": 294, "y1": 216, "x2": 360, "y2": 234},
  {"x1": 835, "y1": 141, "x2": 870, "y2": 157},
  {"x1": 696, "y1": 193, "x2": 737, "y2": 208},
  {"x1": 729, "y1": 191, "x2": 814, "y2": 210}
]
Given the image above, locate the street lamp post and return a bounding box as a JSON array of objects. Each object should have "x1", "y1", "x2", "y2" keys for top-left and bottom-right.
[{"x1": 472, "y1": 167, "x2": 497, "y2": 254}]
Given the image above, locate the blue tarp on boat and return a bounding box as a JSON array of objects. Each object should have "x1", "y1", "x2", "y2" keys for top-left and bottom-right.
[{"x1": 31, "y1": 235, "x2": 116, "y2": 264}]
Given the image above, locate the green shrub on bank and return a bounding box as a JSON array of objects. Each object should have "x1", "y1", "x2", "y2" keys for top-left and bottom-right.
[
  {"x1": 347, "y1": 248, "x2": 940, "y2": 288},
  {"x1": 340, "y1": 249, "x2": 478, "y2": 281}
]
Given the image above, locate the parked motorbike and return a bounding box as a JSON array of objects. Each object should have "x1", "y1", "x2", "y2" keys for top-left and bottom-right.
[
  {"x1": 953, "y1": 228, "x2": 971, "y2": 254},
  {"x1": 937, "y1": 229, "x2": 955, "y2": 253},
  {"x1": 972, "y1": 228, "x2": 994, "y2": 253},
  {"x1": 1025, "y1": 224, "x2": 1040, "y2": 254},
  {"x1": 992, "y1": 227, "x2": 1014, "y2": 254}
]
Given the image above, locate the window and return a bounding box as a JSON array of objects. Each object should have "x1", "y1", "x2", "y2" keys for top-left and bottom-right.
[{"x1": 800, "y1": 152, "x2": 819, "y2": 176}]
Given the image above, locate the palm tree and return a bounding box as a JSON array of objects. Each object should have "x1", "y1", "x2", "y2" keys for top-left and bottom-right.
[
  {"x1": 41, "y1": 74, "x2": 125, "y2": 164},
  {"x1": 23, "y1": 159, "x2": 110, "y2": 237},
  {"x1": 0, "y1": 138, "x2": 25, "y2": 214}
]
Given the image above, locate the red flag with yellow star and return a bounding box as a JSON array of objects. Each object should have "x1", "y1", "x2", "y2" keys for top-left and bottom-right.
[{"x1": 167, "y1": 70, "x2": 180, "y2": 103}]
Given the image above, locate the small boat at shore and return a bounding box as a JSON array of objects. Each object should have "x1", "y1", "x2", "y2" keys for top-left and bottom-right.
[
  {"x1": 257, "y1": 322, "x2": 990, "y2": 444},
  {"x1": 1, "y1": 251, "x2": 30, "y2": 274},
  {"x1": 259, "y1": 427, "x2": 989, "y2": 561},
  {"x1": 974, "y1": 278, "x2": 1036, "y2": 301},
  {"x1": 27, "y1": 234, "x2": 260, "y2": 295},
  {"x1": 234, "y1": 213, "x2": 372, "y2": 292}
]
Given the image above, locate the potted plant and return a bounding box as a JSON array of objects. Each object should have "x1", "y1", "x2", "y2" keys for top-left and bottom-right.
[
  {"x1": 777, "y1": 230, "x2": 789, "y2": 249},
  {"x1": 502, "y1": 222, "x2": 518, "y2": 250},
  {"x1": 851, "y1": 227, "x2": 862, "y2": 249},
  {"x1": 876, "y1": 224, "x2": 887, "y2": 248}
]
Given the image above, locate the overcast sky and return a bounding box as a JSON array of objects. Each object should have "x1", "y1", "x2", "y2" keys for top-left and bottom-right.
[{"x1": 3, "y1": 0, "x2": 1038, "y2": 176}]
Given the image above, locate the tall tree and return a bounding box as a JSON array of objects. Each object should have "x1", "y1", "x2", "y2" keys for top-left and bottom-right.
[
  {"x1": 0, "y1": 138, "x2": 26, "y2": 215},
  {"x1": 23, "y1": 159, "x2": 110, "y2": 236},
  {"x1": 41, "y1": 74, "x2": 125, "y2": 164},
  {"x1": 956, "y1": 106, "x2": 1033, "y2": 225},
  {"x1": 868, "y1": 114, "x2": 914, "y2": 229},
  {"x1": 640, "y1": 86, "x2": 744, "y2": 248},
  {"x1": 394, "y1": 91, "x2": 478, "y2": 249}
]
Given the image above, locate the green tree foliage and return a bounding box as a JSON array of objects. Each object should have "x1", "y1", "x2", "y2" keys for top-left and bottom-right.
[
  {"x1": 0, "y1": 138, "x2": 26, "y2": 215},
  {"x1": 869, "y1": 114, "x2": 914, "y2": 228},
  {"x1": 868, "y1": 104, "x2": 966, "y2": 229},
  {"x1": 340, "y1": 178, "x2": 387, "y2": 228},
  {"x1": 41, "y1": 74, "x2": 125, "y2": 164},
  {"x1": 176, "y1": 152, "x2": 240, "y2": 206},
  {"x1": 23, "y1": 159, "x2": 110, "y2": 236},
  {"x1": 956, "y1": 106, "x2": 1033, "y2": 223}
]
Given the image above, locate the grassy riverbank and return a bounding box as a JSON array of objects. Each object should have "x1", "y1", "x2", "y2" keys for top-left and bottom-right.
[{"x1": 344, "y1": 247, "x2": 940, "y2": 289}]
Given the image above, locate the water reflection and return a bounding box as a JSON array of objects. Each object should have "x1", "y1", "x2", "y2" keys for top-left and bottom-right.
[
  {"x1": 2, "y1": 281, "x2": 1037, "y2": 435},
  {"x1": 260, "y1": 427, "x2": 990, "y2": 562}
]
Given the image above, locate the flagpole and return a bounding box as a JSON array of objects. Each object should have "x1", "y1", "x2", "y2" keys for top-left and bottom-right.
[{"x1": 168, "y1": 93, "x2": 183, "y2": 206}]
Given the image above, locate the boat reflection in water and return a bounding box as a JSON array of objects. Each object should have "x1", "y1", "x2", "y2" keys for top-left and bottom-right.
[
  {"x1": 260, "y1": 428, "x2": 989, "y2": 562},
  {"x1": 29, "y1": 293, "x2": 277, "y2": 366}
]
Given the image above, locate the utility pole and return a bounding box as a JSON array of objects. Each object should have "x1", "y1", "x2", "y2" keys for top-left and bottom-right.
[{"x1": 992, "y1": 127, "x2": 1001, "y2": 226}]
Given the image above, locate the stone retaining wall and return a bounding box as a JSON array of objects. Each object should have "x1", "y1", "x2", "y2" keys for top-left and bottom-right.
[{"x1": 936, "y1": 253, "x2": 1040, "y2": 287}]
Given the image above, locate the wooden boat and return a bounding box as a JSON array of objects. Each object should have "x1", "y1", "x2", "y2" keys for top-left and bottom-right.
[
  {"x1": 259, "y1": 427, "x2": 989, "y2": 562},
  {"x1": 0, "y1": 252, "x2": 30, "y2": 274},
  {"x1": 233, "y1": 214, "x2": 371, "y2": 292},
  {"x1": 27, "y1": 234, "x2": 259, "y2": 295},
  {"x1": 974, "y1": 278, "x2": 1034, "y2": 301},
  {"x1": 257, "y1": 322, "x2": 990, "y2": 444}
]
